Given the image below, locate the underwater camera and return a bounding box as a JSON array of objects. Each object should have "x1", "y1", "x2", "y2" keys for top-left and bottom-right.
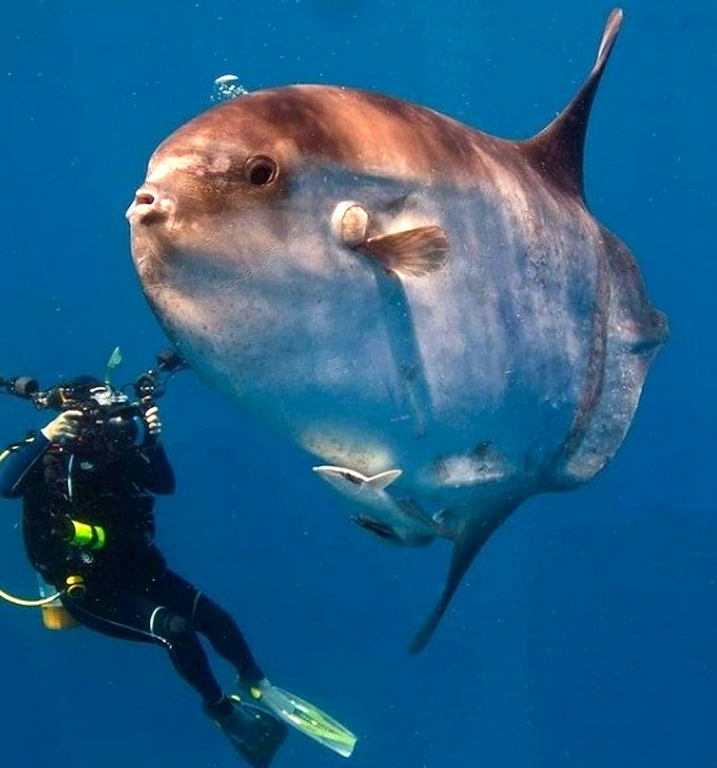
[
  {"x1": 45, "y1": 382, "x2": 146, "y2": 452},
  {"x1": 0, "y1": 349, "x2": 186, "y2": 453}
]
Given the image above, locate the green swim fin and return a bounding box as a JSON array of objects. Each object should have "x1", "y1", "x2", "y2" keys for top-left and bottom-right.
[
  {"x1": 207, "y1": 694, "x2": 288, "y2": 768},
  {"x1": 248, "y1": 679, "x2": 357, "y2": 758}
]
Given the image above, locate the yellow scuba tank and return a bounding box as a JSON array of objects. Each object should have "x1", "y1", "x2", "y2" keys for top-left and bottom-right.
[{"x1": 38, "y1": 575, "x2": 79, "y2": 630}]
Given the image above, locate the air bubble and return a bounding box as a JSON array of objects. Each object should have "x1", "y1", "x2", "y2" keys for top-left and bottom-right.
[{"x1": 211, "y1": 74, "x2": 248, "y2": 102}]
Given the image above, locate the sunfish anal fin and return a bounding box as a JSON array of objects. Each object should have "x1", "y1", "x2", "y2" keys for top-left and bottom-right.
[
  {"x1": 409, "y1": 506, "x2": 514, "y2": 654},
  {"x1": 360, "y1": 226, "x2": 449, "y2": 278}
]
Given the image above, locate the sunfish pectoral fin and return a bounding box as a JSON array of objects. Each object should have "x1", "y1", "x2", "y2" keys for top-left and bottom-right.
[
  {"x1": 409, "y1": 507, "x2": 514, "y2": 654},
  {"x1": 313, "y1": 465, "x2": 402, "y2": 489},
  {"x1": 521, "y1": 8, "x2": 623, "y2": 199},
  {"x1": 359, "y1": 226, "x2": 449, "y2": 278}
]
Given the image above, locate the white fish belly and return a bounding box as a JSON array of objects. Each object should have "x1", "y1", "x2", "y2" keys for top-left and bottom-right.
[{"x1": 152, "y1": 177, "x2": 602, "y2": 504}]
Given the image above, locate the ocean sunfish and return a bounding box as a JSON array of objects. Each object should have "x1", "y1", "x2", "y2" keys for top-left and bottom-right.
[{"x1": 126, "y1": 8, "x2": 667, "y2": 652}]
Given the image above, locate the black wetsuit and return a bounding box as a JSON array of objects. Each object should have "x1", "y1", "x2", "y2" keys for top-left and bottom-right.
[{"x1": 0, "y1": 432, "x2": 263, "y2": 706}]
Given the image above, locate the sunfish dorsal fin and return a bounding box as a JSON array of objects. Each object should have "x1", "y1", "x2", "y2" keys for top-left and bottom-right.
[{"x1": 520, "y1": 8, "x2": 623, "y2": 199}]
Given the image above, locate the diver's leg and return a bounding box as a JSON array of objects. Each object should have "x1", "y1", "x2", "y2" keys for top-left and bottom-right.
[
  {"x1": 63, "y1": 587, "x2": 225, "y2": 707},
  {"x1": 150, "y1": 608, "x2": 226, "y2": 706},
  {"x1": 151, "y1": 570, "x2": 265, "y2": 685},
  {"x1": 193, "y1": 592, "x2": 265, "y2": 685}
]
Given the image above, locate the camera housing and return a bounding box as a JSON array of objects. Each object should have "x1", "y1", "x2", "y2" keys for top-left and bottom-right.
[
  {"x1": 53, "y1": 386, "x2": 147, "y2": 453},
  {"x1": 1, "y1": 348, "x2": 187, "y2": 453}
]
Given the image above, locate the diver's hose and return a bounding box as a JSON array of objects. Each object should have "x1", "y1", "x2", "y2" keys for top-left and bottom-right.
[
  {"x1": 0, "y1": 438, "x2": 63, "y2": 607},
  {"x1": 0, "y1": 586, "x2": 61, "y2": 607}
]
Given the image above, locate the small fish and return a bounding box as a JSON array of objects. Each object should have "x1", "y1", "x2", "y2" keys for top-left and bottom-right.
[{"x1": 313, "y1": 465, "x2": 435, "y2": 546}]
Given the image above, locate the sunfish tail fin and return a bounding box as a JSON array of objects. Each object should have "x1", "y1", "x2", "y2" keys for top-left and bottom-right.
[
  {"x1": 409, "y1": 508, "x2": 513, "y2": 654},
  {"x1": 521, "y1": 8, "x2": 624, "y2": 199}
]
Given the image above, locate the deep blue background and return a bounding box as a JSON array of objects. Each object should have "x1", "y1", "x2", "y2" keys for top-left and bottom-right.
[{"x1": 1, "y1": 2, "x2": 715, "y2": 766}]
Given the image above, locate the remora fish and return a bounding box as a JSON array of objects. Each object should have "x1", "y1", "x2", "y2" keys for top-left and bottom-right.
[
  {"x1": 127, "y1": 9, "x2": 667, "y2": 653},
  {"x1": 312, "y1": 466, "x2": 436, "y2": 546}
]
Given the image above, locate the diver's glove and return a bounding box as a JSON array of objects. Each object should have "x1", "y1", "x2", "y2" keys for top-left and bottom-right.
[
  {"x1": 41, "y1": 410, "x2": 83, "y2": 444},
  {"x1": 143, "y1": 405, "x2": 162, "y2": 441}
]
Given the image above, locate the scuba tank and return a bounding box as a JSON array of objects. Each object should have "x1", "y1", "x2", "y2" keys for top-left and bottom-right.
[
  {"x1": 35, "y1": 450, "x2": 93, "y2": 631},
  {"x1": 37, "y1": 574, "x2": 79, "y2": 630}
]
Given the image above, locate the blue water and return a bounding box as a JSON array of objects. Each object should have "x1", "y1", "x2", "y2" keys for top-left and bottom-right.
[{"x1": 1, "y1": 2, "x2": 714, "y2": 766}]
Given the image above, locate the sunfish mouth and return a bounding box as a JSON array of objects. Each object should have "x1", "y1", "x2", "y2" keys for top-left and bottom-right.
[{"x1": 126, "y1": 185, "x2": 173, "y2": 225}]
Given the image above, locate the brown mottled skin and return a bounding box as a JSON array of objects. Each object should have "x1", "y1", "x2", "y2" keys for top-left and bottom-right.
[{"x1": 160, "y1": 86, "x2": 509, "y2": 179}]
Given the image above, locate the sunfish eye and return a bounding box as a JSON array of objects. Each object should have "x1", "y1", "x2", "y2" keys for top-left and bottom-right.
[{"x1": 243, "y1": 155, "x2": 278, "y2": 186}]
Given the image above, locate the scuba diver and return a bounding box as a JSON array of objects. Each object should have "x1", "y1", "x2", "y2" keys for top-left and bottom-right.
[{"x1": 0, "y1": 353, "x2": 355, "y2": 767}]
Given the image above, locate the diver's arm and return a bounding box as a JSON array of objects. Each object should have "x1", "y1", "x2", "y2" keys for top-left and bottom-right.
[
  {"x1": 134, "y1": 443, "x2": 176, "y2": 495},
  {"x1": 0, "y1": 433, "x2": 49, "y2": 498},
  {"x1": 0, "y1": 410, "x2": 82, "y2": 499},
  {"x1": 132, "y1": 404, "x2": 175, "y2": 494}
]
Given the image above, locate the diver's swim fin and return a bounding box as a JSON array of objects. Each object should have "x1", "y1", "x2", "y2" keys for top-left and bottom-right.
[
  {"x1": 248, "y1": 679, "x2": 357, "y2": 758},
  {"x1": 207, "y1": 694, "x2": 288, "y2": 768}
]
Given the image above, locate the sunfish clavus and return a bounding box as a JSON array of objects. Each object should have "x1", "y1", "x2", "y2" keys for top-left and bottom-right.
[{"x1": 126, "y1": 8, "x2": 667, "y2": 653}]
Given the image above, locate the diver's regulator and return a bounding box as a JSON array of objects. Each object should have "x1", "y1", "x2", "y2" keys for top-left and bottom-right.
[{"x1": 64, "y1": 575, "x2": 87, "y2": 600}]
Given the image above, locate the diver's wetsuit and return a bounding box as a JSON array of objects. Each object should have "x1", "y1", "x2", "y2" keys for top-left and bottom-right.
[{"x1": 0, "y1": 432, "x2": 263, "y2": 705}]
